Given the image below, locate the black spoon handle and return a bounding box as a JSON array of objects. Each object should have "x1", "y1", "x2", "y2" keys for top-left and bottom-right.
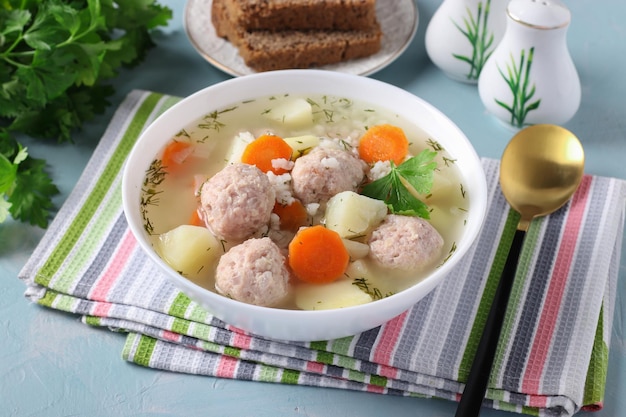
[{"x1": 455, "y1": 229, "x2": 526, "y2": 417}]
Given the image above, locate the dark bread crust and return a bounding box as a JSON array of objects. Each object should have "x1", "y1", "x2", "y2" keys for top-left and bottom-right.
[
  {"x1": 221, "y1": 0, "x2": 378, "y2": 31},
  {"x1": 212, "y1": 0, "x2": 382, "y2": 72}
]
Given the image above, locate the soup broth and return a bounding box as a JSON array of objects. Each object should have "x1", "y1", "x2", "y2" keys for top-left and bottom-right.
[{"x1": 140, "y1": 93, "x2": 470, "y2": 310}]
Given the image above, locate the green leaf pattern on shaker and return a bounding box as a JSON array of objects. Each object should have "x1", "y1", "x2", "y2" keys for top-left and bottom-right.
[
  {"x1": 495, "y1": 47, "x2": 541, "y2": 128},
  {"x1": 452, "y1": 0, "x2": 496, "y2": 81}
]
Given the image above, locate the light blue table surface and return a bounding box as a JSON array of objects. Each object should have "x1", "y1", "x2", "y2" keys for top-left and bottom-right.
[{"x1": 2, "y1": 1, "x2": 625, "y2": 416}]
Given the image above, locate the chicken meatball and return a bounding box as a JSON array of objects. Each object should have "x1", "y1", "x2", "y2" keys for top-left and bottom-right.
[
  {"x1": 200, "y1": 163, "x2": 275, "y2": 241},
  {"x1": 368, "y1": 214, "x2": 444, "y2": 271},
  {"x1": 215, "y1": 237, "x2": 291, "y2": 307},
  {"x1": 291, "y1": 146, "x2": 365, "y2": 205}
]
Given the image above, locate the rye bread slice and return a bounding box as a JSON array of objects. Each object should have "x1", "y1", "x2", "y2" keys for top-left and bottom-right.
[
  {"x1": 220, "y1": 0, "x2": 378, "y2": 31},
  {"x1": 236, "y1": 29, "x2": 382, "y2": 71},
  {"x1": 212, "y1": 0, "x2": 382, "y2": 72}
]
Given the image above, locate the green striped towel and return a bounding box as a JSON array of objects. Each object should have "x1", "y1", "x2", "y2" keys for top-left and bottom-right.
[{"x1": 19, "y1": 90, "x2": 626, "y2": 416}]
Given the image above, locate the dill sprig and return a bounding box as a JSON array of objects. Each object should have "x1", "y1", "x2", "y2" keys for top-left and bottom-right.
[
  {"x1": 198, "y1": 106, "x2": 238, "y2": 131},
  {"x1": 352, "y1": 277, "x2": 384, "y2": 300}
]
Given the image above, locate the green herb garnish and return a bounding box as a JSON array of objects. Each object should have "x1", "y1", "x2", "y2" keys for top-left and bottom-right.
[
  {"x1": 361, "y1": 149, "x2": 438, "y2": 218},
  {"x1": 0, "y1": 137, "x2": 58, "y2": 227},
  {"x1": 352, "y1": 277, "x2": 394, "y2": 301},
  {"x1": 0, "y1": 0, "x2": 172, "y2": 227}
]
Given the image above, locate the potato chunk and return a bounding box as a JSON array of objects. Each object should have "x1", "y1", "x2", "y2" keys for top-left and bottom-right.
[
  {"x1": 157, "y1": 225, "x2": 222, "y2": 276},
  {"x1": 341, "y1": 238, "x2": 369, "y2": 260},
  {"x1": 325, "y1": 191, "x2": 388, "y2": 238},
  {"x1": 264, "y1": 98, "x2": 313, "y2": 128},
  {"x1": 283, "y1": 134, "x2": 320, "y2": 158},
  {"x1": 413, "y1": 169, "x2": 457, "y2": 205},
  {"x1": 295, "y1": 279, "x2": 373, "y2": 310}
]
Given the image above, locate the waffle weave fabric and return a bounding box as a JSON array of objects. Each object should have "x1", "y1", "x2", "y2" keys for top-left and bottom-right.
[{"x1": 20, "y1": 90, "x2": 626, "y2": 416}]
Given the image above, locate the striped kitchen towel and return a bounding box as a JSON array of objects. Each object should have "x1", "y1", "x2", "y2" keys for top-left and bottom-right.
[{"x1": 19, "y1": 90, "x2": 626, "y2": 416}]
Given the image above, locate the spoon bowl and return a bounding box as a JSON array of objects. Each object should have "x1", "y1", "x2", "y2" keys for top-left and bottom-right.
[
  {"x1": 455, "y1": 124, "x2": 585, "y2": 416},
  {"x1": 500, "y1": 124, "x2": 585, "y2": 230}
]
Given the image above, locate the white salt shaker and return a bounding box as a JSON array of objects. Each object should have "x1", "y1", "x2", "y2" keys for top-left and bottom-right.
[
  {"x1": 425, "y1": 0, "x2": 509, "y2": 83},
  {"x1": 477, "y1": 0, "x2": 581, "y2": 128}
]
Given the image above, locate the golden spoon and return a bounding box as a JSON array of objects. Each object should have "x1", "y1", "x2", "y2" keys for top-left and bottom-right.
[{"x1": 455, "y1": 124, "x2": 585, "y2": 416}]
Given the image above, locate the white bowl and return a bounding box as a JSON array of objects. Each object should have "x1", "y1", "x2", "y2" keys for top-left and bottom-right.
[{"x1": 122, "y1": 70, "x2": 487, "y2": 342}]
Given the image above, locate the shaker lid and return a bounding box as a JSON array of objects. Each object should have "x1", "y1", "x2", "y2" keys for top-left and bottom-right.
[{"x1": 507, "y1": 0, "x2": 571, "y2": 29}]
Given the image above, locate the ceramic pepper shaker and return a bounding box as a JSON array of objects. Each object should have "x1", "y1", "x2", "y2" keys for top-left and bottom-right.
[
  {"x1": 425, "y1": 0, "x2": 509, "y2": 83},
  {"x1": 477, "y1": 0, "x2": 581, "y2": 128}
]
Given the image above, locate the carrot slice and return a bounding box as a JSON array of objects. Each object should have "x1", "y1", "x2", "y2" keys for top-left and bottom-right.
[
  {"x1": 358, "y1": 124, "x2": 409, "y2": 165},
  {"x1": 241, "y1": 134, "x2": 293, "y2": 174},
  {"x1": 288, "y1": 225, "x2": 349, "y2": 284},
  {"x1": 162, "y1": 141, "x2": 194, "y2": 173},
  {"x1": 188, "y1": 209, "x2": 205, "y2": 227},
  {"x1": 273, "y1": 200, "x2": 308, "y2": 232}
]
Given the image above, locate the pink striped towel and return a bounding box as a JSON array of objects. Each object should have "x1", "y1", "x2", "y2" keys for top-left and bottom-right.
[{"x1": 19, "y1": 90, "x2": 626, "y2": 416}]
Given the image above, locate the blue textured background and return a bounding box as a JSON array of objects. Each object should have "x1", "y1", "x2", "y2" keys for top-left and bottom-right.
[{"x1": 1, "y1": 1, "x2": 624, "y2": 415}]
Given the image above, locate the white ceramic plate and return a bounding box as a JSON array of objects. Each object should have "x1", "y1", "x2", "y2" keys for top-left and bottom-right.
[{"x1": 183, "y1": 0, "x2": 419, "y2": 77}]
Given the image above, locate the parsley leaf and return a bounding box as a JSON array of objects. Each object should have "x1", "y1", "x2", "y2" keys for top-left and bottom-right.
[
  {"x1": 0, "y1": 132, "x2": 59, "y2": 228},
  {"x1": 7, "y1": 150, "x2": 60, "y2": 228},
  {"x1": 361, "y1": 149, "x2": 438, "y2": 218},
  {"x1": 0, "y1": 0, "x2": 172, "y2": 227}
]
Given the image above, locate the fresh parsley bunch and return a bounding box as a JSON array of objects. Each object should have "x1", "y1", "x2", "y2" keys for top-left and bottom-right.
[{"x1": 0, "y1": 0, "x2": 172, "y2": 228}]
